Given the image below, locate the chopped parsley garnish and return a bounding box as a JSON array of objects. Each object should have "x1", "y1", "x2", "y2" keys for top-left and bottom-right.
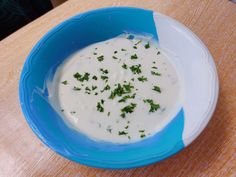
[
  {"x1": 109, "y1": 83, "x2": 134, "y2": 99},
  {"x1": 151, "y1": 71, "x2": 161, "y2": 76},
  {"x1": 121, "y1": 48, "x2": 127, "y2": 51},
  {"x1": 139, "y1": 130, "x2": 145, "y2": 133},
  {"x1": 85, "y1": 86, "x2": 91, "y2": 91},
  {"x1": 70, "y1": 111, "x2": 76, "y2": 114},
  {"x1": 101, "y1": 99, "x2": 105, "y2": 104},
  {"x1": 97, "y1": 55, "x2": 104, "y2": 62},
  {"x1": 143, "y1": 99, "x2": 160, "y2": 112},
  {"x1": 125, "y1": 125, "x2": 129, "y2": 129},
  {"x1": 128, "y1": 136, "x2": 131, "y2": 139},
  {"x1": 145, "y1": 42, "x2": 150, "y2": 49},
  {"x1": 92, "y1": 75, "x2": 98, "y2": 80},
  {"x1": 96, "y1": 101, "x2": 104, "y2": 112},
  {"x1": 130, "y1": 64, "x2": 142, "y2": 74},
  {"x1": 73, "y1": 86, "x2": 81, "y2": 91},
  {"x1": 157, "y1": 51, "x2": 161, "y2": 55},
  {"x1": 92, "y1": 86, "x2": 97, "y2": 90},
  {"x1": 153, "y1": 61, "x2": 156, "y2": 64},
  {"x1": 131, "y1": 78, "x2": 135, "y2": 81},
  {"x1": 61, "y1": 80, "x2": 68, "y2": 85},
  {"x1": 61, "y1": 109, "x2": 64, "y2": 112},
  {"x1": 93, "y1": 52, "x2": 97, "y2": 55},
  {"x1": 118, "y1": 131, "x2": 128, "y2": 135},
  {"x1": 137, "y1": 76, "x2": 148, "y2": 82},
  {"x1": 101, "y1": 75, "x2": 108, "y2": 81},
  {"x1": 106, "y1": 126, "x2": 112, "y2": 133},
  {"x1": 118, "y1": 93, "x2": 136, "y2": 103},
  {"x1": 122, "y1": 63, "x2": 128, "y2": 69},
  {"x1": 152, "y1": 86, "x2": 161, "y2": 93},
  {"x1": 102, "y1": 84, "x2": 111, "y2": 91},
  {"x1": 140, "y1": 134, "x2": 146, "y2": 138},
  {"x1": 100, "y1": 68, "x2": 109, "y2": 74},
  {"x1": 73, "y1": 72, "x2": 90, "y2": 82},
  {"x1": 120, "y1": 103, "x2": 137, "y2": 118},
  {"x1": 135, "y1": 40, "x2": 142, "y2": 45},
  {"x1": 133, "y1": 46, "x2": 137, "y2": 49},
  {"x1": 130, "y1": 54, "x2": 138, "y2": 60},
  {"x1": 112, "y1": 56, "x2": 118, "y2": 59},
  {"x1": 94, "y1": 92, "x2": 98, "y2": 95},
  {"x1": 123, "y1": 83, "x2": 134, "y2": 93},
  {"x1": 152, "y1": 66, "x2": 158, "y2": 69},
  {"x1": 107, "y1": 112, "x2": 111, "y2": 116},
  {"x1": 114, "y1": 51, "x2": 118, "y2": 54}
]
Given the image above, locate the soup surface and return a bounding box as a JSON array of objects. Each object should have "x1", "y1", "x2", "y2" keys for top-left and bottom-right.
[{"x1": 48, "y1": 34, "x2": 182, "y2": 143}]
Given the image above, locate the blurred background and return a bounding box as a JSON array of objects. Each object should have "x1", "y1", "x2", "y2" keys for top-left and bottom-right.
[{"x1": 0, "y1": 0, "x2": 67, "y2": 40}]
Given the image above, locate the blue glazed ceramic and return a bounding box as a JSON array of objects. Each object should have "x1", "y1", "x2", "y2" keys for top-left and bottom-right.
[{"x1": 19, "y1": 7, "x2": 218, "y2": 169}]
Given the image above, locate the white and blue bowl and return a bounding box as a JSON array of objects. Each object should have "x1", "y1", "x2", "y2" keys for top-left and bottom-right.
[{"x1": 19, "y1": 7, "x2": 219, "y2": 169}]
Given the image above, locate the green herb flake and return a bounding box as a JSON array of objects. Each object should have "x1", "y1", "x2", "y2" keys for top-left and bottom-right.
[
  {"x1": 143, "y1": 99, "x2": 160, "y2": 113},
  {"x1": 152, "y1": 86, "x2": 161, "y2": 93},
  {"x1": 73, "y1": 72, "x2": 90, "y2": 82},
  {"x1": 151, "y1": 71, "x2": 161, "y2": 76},
  {"x1": 131, "y1": 78, "x2": 135, "y2": 81},
  {"x1": 109, "y1": 83, "x2": 134, "y2": 99},
  {"x1": 140, "y1": 134, "x2": 146, "y2": 138},
  {"x1": 92, "y1": 75, "x2": 98, "y2": 80},
  {"x1": 101, "y1": 75, "x2": 108, "y2": 81},
  {"x1": 107, "y1": 112, "x2": 111, "y2": 116},
  {"x1": 128, "y1": 135, "x2": 131, "y2": 139},
  {"x1": 94, "y1": 92, "x2": 98, "y2": 95},
  {"x1": 93, "y1": 52, "x2": 97, "y2": 55},
  {"x1": 106, "y1": 126, "x2": 112, "y2": 133},
  {"x1": 153, "y1": 61, "x2": 156, "y2": 64},
  {"x1": 101, "y1": 99, "x2": 105, "y2": 104},
  {"x1": 73, "y1": 86, "x2": 81, "y2": 91},
  {"x1": 103, "y1": 84, "x2": 110, "y2": 91},
  {"x1": 130, "y1": 64, "x2": 142, "y2": 74},
  {"x1": 145, "y1": 42, "x2": 150, "y2": 49},
  {"x1": 100, "y1": 68, "x2": 109, "y2": 74},
  {"x1": 122, "y1": 63, "x2": 128, "y2": 69},
  {"x1": 114, "y1": 51, "x2": 118, "y2": 54},
  {"x1": 137, "y1": 76, "x2": 148, "y2": 82},
  {"x1": 133, "y1": 46, "x2": 137, "y2": 49},
  {"x1": 118, "y1": 131, "x2": 128, "y2": 135},
  {"x1": 92, "y1": 86, "x2": 97, "y2": 90},
  {"x1": 118, "y1": 93, "x2": 136, "y2": 103},
  {"x1": 121, "y1": 48, "x2": 127, "y2": 51},
  {"x1": 157, "y1": 51, "x2": 161, "y2": 55},
  {"x1": 61, "y1": 80, "x2": 68, "y2": 85},
  {"x1": 130, "y1": 54, "x2": 138, "y2": 60},
  {"x1": 70, "y1": 111, "x2": 76, "y2": 114},
  {"x1": 125, "y1": 125, "x2": 129, "y2": 129},
  {"x1": 61, "y1": 109, "x2": 64, "y2": 112},
  {"x1": 135, "y1": 40, "x2": 142, "y2": 45},
  {"x1": 112, "y1": 56, "x2": 118, "y2": 59},
  {"x1": 139, "y1": 130, "x2": 145, "y2": 133},
  {"x1": 152, "y1": 66, "x2": 158, "y2": 69},
  {"x1": 85, "y1": 87, "x2": 91, "y2": 91},
  {"x1": 96, "y1": 101, "x2": 104, "y2": 112},
  {"x1": 120, "y1": 103, "x2": 137, "y2": 118},
  {"x1": 97, "y1": 55, "x2": 104, "y2": 62}
]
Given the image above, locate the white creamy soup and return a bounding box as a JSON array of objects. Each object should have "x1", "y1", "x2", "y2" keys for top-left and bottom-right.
[{"x1": 48, "y1": 34, "x2": 182, "y2": 143}]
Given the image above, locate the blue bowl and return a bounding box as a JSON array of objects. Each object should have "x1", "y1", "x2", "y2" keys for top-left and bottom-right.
[{"x1": 19, "y1": 7, "x2": 188, "y2": 169}]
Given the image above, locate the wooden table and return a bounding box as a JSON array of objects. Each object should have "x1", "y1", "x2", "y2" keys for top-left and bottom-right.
[{"x1": 0, "y1": 0, "x2": 235, "y2": 176}]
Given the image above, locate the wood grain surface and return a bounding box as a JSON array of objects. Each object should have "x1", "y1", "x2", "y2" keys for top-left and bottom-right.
[{"x1": 0, "y1": 0, "x2": 235, "y2": 176}]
